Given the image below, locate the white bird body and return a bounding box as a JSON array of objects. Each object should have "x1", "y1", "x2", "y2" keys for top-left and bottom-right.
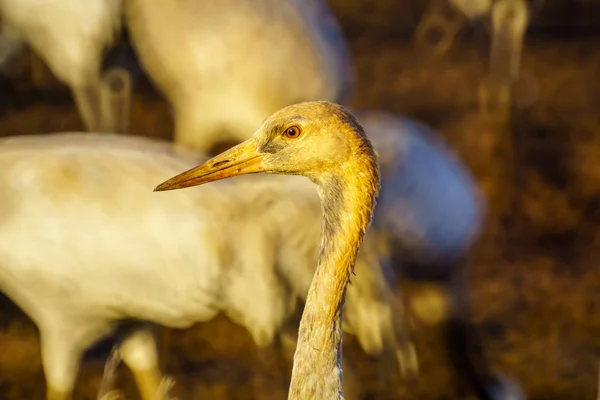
[
  {"x1": 0, "y1": 0, "x2": 124, "y2": 131},
  {"x1": 0, "y1": 132, "x2": 403, "y2": 396},
  {"x1": 124, "y1": 0, "x2": 353, "y2": 151}
]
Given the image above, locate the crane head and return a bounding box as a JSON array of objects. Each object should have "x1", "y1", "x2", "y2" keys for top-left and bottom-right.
[{"x1": 154, "y1": 101, "x2": 376, "y2": 191}]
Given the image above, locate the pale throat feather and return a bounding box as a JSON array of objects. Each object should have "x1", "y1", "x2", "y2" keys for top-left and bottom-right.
[{"x1": 288, "y1": 154, "x2": 380, "y2": 400}]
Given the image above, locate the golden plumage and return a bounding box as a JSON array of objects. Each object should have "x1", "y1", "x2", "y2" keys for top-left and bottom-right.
[{"x1": 156, "y1": 101, "x2": 380, "y2": 399}]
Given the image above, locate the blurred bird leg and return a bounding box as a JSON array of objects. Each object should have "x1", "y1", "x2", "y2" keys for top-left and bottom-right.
[
  {"x1": 252, "y1": 336, "x2": 289, "y2": 400},
  {"x1": 371, "y1": 235, "x2": 420, "y2": 383},
  {"x1": 376, "y1": 241, "x2": 419, "y2": 380},
  {"x1": 342, "y1": 243, "x2": 419, "y2": 393},
  {"x1": 100, "y1": 67, "x2": 132, "y2": 133},
  {"x1": 119, "y1": 329, "x2": 174, "y2": 400},
  {"x1": 41, "y1": 321, "x2": 113, "y2": 400},
  {"x1": 156, "y1": 327, "x2": 174, "y2": 377},
  {"x1": 442, "y1": 261, "x2": 526, "y2": 400},
  {"x1": 0, "y1": 32, "x2": 25, "y2": 72},
  {"x1": 478, "y1": 78, "x2": 511, "y2": 120},
  {"x1": 388, "y1": 291, "x2": 420, "y2": 380},
  {"x1": 490, "y1": 0, "x2": 529, "y2": 83},
  {"x1": 98, "y1": 391, "x2": 124, "y2": 400},
  {"x1": 374, "y1": 292, "x2": 419, "y2": 398},
  {"x1": 480, "y1": 0, "x2": 529, "y2": 119},
  {"x1": 97, "y1": 346, "x2": 124, "y2": 400},
  {"x1": 449, "y1": 0, "x2": 492, "y2": 20},
  {"x1": 72, "y1": 82, "x2": 102, "y2": 132},
  {"x1": 158, "y1": 376, "x2": 177, "y2": 400},
  {"x1": 406, "y1": 266, "x2": 524, "y2": 399},
  {"x1": 29, "y1": 51, "x2": 55, "y2": 89},
  {"x1": 341, "y1": 352, "x2": 363, "y2": 400},
  {"x1": 414, "y1": 0, "x2": 465, "y2": 56},
  {"x1": 46, "y1": 387, "x2": 72, "y2": 400}
]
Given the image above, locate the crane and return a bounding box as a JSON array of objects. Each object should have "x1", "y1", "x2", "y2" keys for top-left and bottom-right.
[{"x1": 156, "y1": 100, "x2": 380, "y2": 399}]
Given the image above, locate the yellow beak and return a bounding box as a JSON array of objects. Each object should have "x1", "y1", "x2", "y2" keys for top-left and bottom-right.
[{"x1": 154, "y1": 139, "x2": 265, "y2": 191}]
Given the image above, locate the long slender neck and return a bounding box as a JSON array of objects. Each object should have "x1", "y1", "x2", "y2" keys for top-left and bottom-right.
[{"x1": 288, "y1": 158, "x2": 379, "y2": 400}]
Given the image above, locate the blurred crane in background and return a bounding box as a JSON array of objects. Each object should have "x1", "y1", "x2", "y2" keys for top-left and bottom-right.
[
  {"x1": 124, "y1": 0, "x2": 353, "y2": 153},
  {"x1": 359, "y1": 111, "x2": 526, "y2": 400}
]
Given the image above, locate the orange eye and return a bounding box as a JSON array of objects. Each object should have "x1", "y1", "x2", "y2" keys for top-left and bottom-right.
[{"x1": 283, "y1": 126, "x2": 302, "y2": 139}]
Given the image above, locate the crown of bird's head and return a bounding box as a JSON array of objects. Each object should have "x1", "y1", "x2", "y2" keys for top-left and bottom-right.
[{"x1": 155, "y1": 101, "x2": 378, "y2": 191}]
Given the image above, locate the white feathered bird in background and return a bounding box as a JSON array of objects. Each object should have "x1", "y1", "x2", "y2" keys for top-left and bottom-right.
[
  {"x1": 124, "y1": 0, "x2": 353, "y2": 153},
  {"x1": 0, "y1": 0, "x2": 124, "y2": 132},
  {"x1": 0, "y1": 132, "x2": 415, "y2": 400}
]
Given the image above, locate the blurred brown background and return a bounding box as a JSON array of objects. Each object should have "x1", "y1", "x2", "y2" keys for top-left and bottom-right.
[{"x1": 0, "y1": 0, "x2": 599, "y2": 399}]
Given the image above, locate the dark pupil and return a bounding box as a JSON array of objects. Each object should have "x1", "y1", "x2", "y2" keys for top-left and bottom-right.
[{"x1": 288, "y1": 128, "x2": 297, "y2": 136}]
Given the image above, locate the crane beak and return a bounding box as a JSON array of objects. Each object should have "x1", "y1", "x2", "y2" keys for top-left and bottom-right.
[{"x1": 154, "y1": 139, "x2": 265, "y2": 191}]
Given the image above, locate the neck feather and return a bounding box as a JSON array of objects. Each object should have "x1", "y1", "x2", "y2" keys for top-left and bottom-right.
[{"x1": 288, "y1": 152, "x2": 380, "y2": 400}]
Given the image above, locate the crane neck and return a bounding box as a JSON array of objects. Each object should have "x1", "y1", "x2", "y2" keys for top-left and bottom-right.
[{"x1": 288, "y1": 155, "x2": 380, "y2": 400}]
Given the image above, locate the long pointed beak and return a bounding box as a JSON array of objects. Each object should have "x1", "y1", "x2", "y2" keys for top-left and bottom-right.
[{"x1": 154, "y1": 139, "x2": 265, "y2": 191}]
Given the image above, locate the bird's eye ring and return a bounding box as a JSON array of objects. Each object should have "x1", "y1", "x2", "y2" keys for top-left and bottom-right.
[{"x1": 282, "y1": 126, "x2": 302, "y2": 139}]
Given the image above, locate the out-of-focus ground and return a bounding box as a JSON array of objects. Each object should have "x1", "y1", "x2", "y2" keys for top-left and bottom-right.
[{"x1": 0, "y1": 1, "x2": 599, "y2": 399}]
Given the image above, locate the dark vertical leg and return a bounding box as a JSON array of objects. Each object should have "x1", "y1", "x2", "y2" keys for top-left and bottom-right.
[
  {"x1": 442, "y1": 259, "x2": 526, "y2": 400},
  {"x1": 119, "y1": 328, "x2": 175, "y2": 400},
  {"x1": 252, "y1": 334, "x2": 289, "y2": 400},
  {"x1": 376, "y1": 290, "x2": 419, "y2": 398}
]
